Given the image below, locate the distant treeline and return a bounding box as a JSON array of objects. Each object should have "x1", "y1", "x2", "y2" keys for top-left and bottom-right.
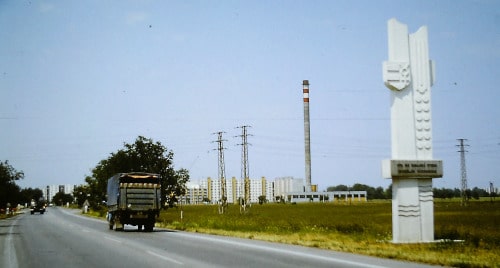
[
  {"x1": 1, "y1": 160, "x2": 45, "y2": 210},
  {"x1": 326, "y1": 184, "x2": 497, "y2": 200}
]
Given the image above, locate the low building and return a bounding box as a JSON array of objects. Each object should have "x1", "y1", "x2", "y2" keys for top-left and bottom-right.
[{"x1": 285, "y1": 191, "x2": 367, "y2": 203}]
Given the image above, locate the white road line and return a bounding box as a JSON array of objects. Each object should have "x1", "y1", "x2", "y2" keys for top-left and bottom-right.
[
  {"x1": 3, "y1": 217, "x2": 19, "y2": 268},
  {"x1": 58, "y1": 208, "x2": 105, "y2": 223},
  {"x1": 103, "y1": 236, "x2": 123, "y2": 244},
  {"x1": 147, "y1": 250, "x2": 184, "y2": 265},
  {"x1": 171, "y1": 233, "x2": 388, "y2": 268}
]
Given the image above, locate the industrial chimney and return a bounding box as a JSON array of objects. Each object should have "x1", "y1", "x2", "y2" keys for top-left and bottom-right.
[{"x1": 302, "y1": 80, "x2": 311, "y2": 192}]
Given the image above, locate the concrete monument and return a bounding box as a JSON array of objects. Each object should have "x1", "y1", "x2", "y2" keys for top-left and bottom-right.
[{"x1": 382, "y1": 18, "x2": 443, "y2": 243}]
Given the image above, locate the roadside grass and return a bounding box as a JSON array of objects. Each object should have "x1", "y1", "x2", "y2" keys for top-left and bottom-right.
[
  {"x1": 157, "y1": 200, "x2": 500, "y2": 268},
  {"x1": 0, "y1": 213, "x2": 12, "y2": 220}
]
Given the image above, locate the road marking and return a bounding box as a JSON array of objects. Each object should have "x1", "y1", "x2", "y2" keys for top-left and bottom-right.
[
  {"x1": 104, "y1": 235, "x2": 123, "y2": 244},
  {"x1": 171, "y1": 233, "x2": 389, "y2": 268},
  {"x1": 58, "y1": 208, "x2": 105, "y2": 223},
  {"x1": 147, "y1": 250, "x2": 183, "y2": 265},
  {"x1": 3, "y1": 217, "x2": 19, "y2": 268}
]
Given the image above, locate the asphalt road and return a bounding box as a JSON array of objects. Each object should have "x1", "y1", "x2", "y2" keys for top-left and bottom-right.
[{"x1": 1, "y1": 207, "x2": 441, "y2": 268}]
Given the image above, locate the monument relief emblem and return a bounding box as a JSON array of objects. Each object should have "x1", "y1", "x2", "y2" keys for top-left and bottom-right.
[{"x1": 383, "y1": 62, "x2": 411, "y2": 91}]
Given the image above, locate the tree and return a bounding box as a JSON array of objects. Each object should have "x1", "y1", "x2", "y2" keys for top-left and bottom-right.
[
  {"x1": 327, "y1": 184, "x2": 348, "y2": 191},
  {"x1": 258, "y1": 195, "x2": 267, "y2": 205},
  {"x1": 0, "y1": 160, "x2": 24, "y2": 208},
  {"x1": 20, "y1": 188, "x2": 44, "y2": 205},
  {"x1": 84, "y1": 136, "x2": 189, "y2": 209},
  {"x1": 372, "y1": 186, "x2": 386, "y2": 199},
  {"x1": 73, "y1": 185, "x2": 91, "y2": 207},
  {"x1": 52, "y1": 192, "x2": 74, "y2": 206},
  {"x1": 385, "y1": 184, "x2": 392, "y2": 199}
]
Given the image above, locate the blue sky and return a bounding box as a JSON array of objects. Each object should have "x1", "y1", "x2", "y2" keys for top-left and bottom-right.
[{"x1": 1, "y1": 0, "x2": 499, "y2": 191}]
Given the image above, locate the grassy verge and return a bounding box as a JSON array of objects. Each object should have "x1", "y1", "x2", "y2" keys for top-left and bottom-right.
[
  {"x1": 157, "y1": 200, "x2": 500, "y2": 268},
  {"x1": 0, "y1": 213, "x2": 14, "y2": 220}
]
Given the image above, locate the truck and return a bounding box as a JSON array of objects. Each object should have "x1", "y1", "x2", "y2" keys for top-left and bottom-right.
[
  {"x1": 30, "y1": 198, "x2": 46, "y2": 214},
  {"x1": 106, "y1": 172, "x2": 162, "y2": 232}
]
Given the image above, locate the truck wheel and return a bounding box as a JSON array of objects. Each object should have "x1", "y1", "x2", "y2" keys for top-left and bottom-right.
[
  {"x1": 114, "y1": 218, "x2": 124, "y2": 231},
  {"x1": 108, "y1": 214, "x2": 114, "y2": 230},
  {"x1": 145, "y1": 221, "x2": 154, "y2": 232},
  {"x1": 138, "y1": 225, "x2": 143, "y2": 231}
]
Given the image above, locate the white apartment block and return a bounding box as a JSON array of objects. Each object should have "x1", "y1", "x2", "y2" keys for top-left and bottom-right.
[
  {"x1": 44, "y1": 184, "x2": 76, "y2": 202},
  {"x1": 274, "y1": 176, "x2": 305, "y2": 198},
  {"x1": 180, "y1": 183, "x2": 208, "y2": 204},
  {"x1": 182, "y1": 177, "x2": 367, "y2": 205},
  {"x1": 185, "y1": 177, "x2": 274, "y2": 205}
]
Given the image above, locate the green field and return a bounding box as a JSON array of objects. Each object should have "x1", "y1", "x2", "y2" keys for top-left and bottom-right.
[{"x1": 157, "y1": 200, "x2": 500, "y2": 268}]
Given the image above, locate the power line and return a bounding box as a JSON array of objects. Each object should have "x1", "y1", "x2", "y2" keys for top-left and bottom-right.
[
  {"x1": 456, "y1": 138, "x2": 469, "y2": 206},
  {"x1": 212, "y1": 131, "x2": 227, "y2": 214},
  {"x1": 236, "y1": 125, "x2": 252, "y2": 208}
]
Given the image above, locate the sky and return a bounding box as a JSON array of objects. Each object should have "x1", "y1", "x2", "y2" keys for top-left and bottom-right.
[{"x1": 1, "y1": 0, "x2": 499, "y2": 192}]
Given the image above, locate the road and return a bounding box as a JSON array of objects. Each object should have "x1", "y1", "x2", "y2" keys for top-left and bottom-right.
[{"x1": 1, "y1": 207, "x2": 440, "y2": 268}]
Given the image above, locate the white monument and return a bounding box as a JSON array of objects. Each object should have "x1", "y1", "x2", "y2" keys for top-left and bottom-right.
[{"x1": 382, "y1": 18, "x2": 443, "y2": 243}]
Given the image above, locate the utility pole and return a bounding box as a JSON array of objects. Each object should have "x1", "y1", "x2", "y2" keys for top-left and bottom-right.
[
  {"x1": 457, "y1": 138, "x2": 469, "y2": 206},
  {"x1": 236, "y1": 125, "x2": 251, "y2": 212},
  {"x1": 213, "y1": 131, "x2": 227, "y2": 214},
  {"x1": 490, "y1": 181, "x2": 495, "y2": 203}
]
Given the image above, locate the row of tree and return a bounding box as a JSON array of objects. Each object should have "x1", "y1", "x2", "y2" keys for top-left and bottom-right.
[
  {"x1": 1, "y1": 136, "x2": 190, "y2": 210},
  {"x1": 327, "y1": 183, "x2": 497, "y2": 200},
  {"x1": 433, "y1": 187, "x2": 496, "y2": 200},
  {"x1": 327, "y1": 184, "x2": 391, "y2": 199},
  {"x1": 0, "y1": 160, "x2": 44, "y2": 209}
]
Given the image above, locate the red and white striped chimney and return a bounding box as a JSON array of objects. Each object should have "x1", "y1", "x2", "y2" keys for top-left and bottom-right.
[{"x1": 302, "y1": 80, "x2": 311, "y2": 192}]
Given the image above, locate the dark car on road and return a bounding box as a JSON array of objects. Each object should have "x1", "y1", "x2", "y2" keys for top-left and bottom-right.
[{"x1": 30, "y1": 198, "x2": 46, "y2": 215}]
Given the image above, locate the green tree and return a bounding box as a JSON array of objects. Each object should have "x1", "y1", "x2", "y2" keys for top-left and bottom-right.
[
  {"x1": 52, "y1": 192, "x2": 74, "y2": 206},
  {"x1": 385, "y1": 184, "x2": 392, "y2": 199},
  {"x1": 470, "y1": 187, "x2": 488, "y2": 200},
  {"x1": 20, "y1": 188, "x2": 44, "y2": 205},
  {"x1": 0, "y1": 160, "x2": 24, "y2": 208},
  {"x1": 327, "y1": 184, "x2": 349, "y2": 191},
  {"x1": 258, "y1": 195, "x2": 267, "y2": 205},
  {"x1": 73, "y1": 185, "x2": 91, "y2": 207},
  {"x1": 165, "y1": 168, "x2": 189, "y2": 207},
  {"x1": 372, "y1": 186, "x2": 386, "y2": 199},
  {"x1": 84, "y1": 136, "x2": 189, "y2": 209}
]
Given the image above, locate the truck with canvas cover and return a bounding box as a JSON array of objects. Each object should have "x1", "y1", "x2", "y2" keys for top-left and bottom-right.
[{"x1": 107, "y1": 172, "x2": 161, "y2": 231}]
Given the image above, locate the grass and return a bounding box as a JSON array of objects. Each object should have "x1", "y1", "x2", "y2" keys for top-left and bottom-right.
[{"x1": 157, "y1": 200, "x2": 500, "y2": 268}]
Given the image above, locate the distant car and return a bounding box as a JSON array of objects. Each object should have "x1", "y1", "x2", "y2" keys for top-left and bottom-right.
[{"x1": 30, "y1": 199, "x2": 46, "y2": 215}]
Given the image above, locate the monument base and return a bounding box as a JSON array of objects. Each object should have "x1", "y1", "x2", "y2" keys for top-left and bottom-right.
[
  {"x1": 392, "y1": 177, "x2": 434, "y2": 243},
  {"x1": 382, "y1": 160, "x2": 442, "y2": 243}
]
